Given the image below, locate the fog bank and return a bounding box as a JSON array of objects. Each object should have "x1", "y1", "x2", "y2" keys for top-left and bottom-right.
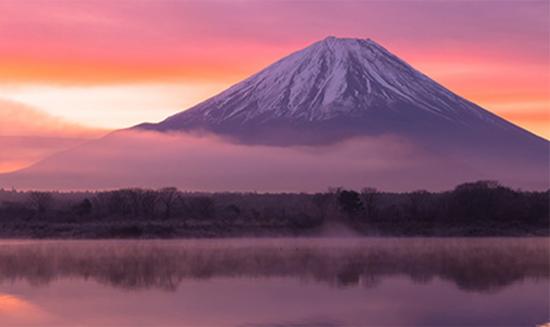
[{"x1": 0, "y1": 130, "x2": 546, "y2": 192}]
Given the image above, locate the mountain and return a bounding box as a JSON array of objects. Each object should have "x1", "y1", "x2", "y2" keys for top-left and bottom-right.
[
  {"x1": 137, "y1": 37, "x2": 545, "y2": 153},
  {"x1": 1, "y1": 36, "x2": 548, "y2": 191}
]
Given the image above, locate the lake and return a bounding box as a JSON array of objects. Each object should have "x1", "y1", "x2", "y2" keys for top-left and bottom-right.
[{"x1": 0, "y1": 238, "x2": 548, "y2": 327}]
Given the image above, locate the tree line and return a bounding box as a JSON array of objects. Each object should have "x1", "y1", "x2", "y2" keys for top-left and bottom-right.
[{"x1": 0, "y1": 180, "x2": 547, "y2": 237}]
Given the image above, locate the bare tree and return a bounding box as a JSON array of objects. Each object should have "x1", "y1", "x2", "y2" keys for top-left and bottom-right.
[
  {"x1": 119, "y1": 189, "x2": 142, "y2": 217},
  {"x1": 312, "y1": 193, "x2": 333, "y2": 221},
  {"x1": 28, "y1": 192, "x2": 53, "y2": 215},
  {"x1": 407, "y1": 190, "x2": 430, "y2": 219},
  {"x1": 188, "y1": 196, "x2": 215, "y2": 219},
  {"x1": 141, "y1": 190, "x2": 159, "y2": 218},
  {"x1": 360, "y1": 187, "x2": 379, "y2": 219},
  {"x1": 158, "y1": 187, "x2": 178, "y2": 219}
]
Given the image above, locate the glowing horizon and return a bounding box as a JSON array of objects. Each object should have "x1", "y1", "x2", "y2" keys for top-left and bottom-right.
[{"x1": 0, "y1": 0, "x2": 548, "y2": 172}]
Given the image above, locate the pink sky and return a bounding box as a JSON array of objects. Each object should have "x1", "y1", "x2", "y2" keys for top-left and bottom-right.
[{"x1": 0, "y1": 0, "x2": 548, "y2": 172}]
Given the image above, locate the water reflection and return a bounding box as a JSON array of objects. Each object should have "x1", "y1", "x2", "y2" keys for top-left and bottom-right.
[{"x1": 0, "y1": 238, "x2": 547, "y2": 292}]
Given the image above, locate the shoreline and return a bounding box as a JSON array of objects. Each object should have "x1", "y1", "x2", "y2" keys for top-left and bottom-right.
[{"x1": 0, "y1": 220, "x2": 547, "y2": 239}]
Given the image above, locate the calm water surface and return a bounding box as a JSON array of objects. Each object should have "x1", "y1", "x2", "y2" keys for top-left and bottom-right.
[{"x1": 0, "y1": 238, "x2": 547, "y2": 327}]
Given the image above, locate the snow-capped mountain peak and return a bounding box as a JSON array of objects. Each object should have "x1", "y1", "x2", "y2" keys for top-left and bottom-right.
[
  {"x1": 3, "y1": 37, "x2": 547, "y2": 192},
  {"x1": 138, "y1": 36, "x2": 543, "y2": 148}
]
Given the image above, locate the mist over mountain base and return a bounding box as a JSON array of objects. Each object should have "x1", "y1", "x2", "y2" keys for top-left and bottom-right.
[{"x1": 0, "y1": 130, "x2": 546, "y2": 192}]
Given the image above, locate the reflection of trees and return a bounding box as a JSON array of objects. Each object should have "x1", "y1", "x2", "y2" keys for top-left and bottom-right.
[{"x1": 0, "y1": 239, "x2": 547, "y2": 293}]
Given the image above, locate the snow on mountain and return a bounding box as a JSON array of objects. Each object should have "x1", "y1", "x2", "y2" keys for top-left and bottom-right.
[
  {"x1": 0, "y1": 36, "x2": 547, "y2": 191},
  {"x1": 141, "y1": 36, "x2": 516, "y2": 133}
]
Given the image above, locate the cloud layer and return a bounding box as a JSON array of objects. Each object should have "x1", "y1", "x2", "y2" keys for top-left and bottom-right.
[
  {"x1": 3, "y1": 130, "x2": 545, "y2": 192},
  {"x1": 0, "y1": 99, "x2": 105, "y2": 172}
]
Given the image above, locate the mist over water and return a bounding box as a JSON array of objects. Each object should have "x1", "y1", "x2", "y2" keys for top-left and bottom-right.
[
  {"x1": 317, "y1": 221, "x2": 361, "y2": 237},
  {"x1": 0, "y1": 238, "x2": 547, "y2": 327}
]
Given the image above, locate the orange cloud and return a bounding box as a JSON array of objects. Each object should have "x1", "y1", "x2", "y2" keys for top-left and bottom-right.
[
  {"x1": 0, "y1": 136, "x2": 91, "y2": 173},
  {"x1": 0, "y1": 42, "x2": 287, "y2": 85},
  {"x1": 407, "y1": 52, "x2": 549, "y2": 139},
  {"x1": 0, "y1": 99, "x2": 105, "y2": 138},
  {"x1": 0, "y1": 99, "x2": 107, "y2": 172}
]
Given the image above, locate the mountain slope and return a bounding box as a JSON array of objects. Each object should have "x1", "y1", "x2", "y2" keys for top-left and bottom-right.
[
  {"x1": 138, "y1": 37, "x2": 543, "y2": 148},
  {"x1": 0, "y1": 36, "x2": 547, "y2": 191}
]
